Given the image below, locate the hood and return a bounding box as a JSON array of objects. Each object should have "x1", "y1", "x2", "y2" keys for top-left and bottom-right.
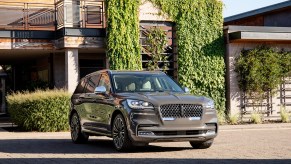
[{"x1": 115, "y1": 92, "x2": 211, "y2": 106}]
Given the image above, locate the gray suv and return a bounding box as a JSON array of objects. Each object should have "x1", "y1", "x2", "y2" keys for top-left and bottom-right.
[{"x1": 70, "y1": 70, "x2": 218, "y2": 151}]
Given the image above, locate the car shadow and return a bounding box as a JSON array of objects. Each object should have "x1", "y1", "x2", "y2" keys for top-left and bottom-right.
[
  {"x1": 0, "y1": 158, "x2": 290, "y2": 164},
  {"x1": 0, "y1": 137, "x2": 189, "y2": 154}
]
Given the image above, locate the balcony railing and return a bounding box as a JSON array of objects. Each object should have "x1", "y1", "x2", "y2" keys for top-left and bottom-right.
[
  {"x1": 0, "y1": 1, "x2": 55, "y2": 30},
  {"x1": 0, "y1": 0, "x2": 105, "y2": 31},
  {"x1": 56, "y1": 0, "x2": 105, "y2": 29}
]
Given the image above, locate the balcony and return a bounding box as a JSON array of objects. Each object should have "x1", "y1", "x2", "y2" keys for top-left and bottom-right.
[{"x1": 0, "y1": 0, "x2": 105, "y2": 31}]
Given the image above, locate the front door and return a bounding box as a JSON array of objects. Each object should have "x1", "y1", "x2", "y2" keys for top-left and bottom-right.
[{"x1": 84, "y1": 72, "x2": 115, "y2": 133}]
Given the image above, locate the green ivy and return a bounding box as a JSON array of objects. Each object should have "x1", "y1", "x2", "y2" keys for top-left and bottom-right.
[
  {"x1": 150, "y1": 0, "x2": 225, "y2": 112},
  {"x1": 106, "y1": 0, "x2": 142, "y2": 70}
]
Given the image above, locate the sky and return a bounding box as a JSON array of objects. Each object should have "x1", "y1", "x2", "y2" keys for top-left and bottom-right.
[{"x1": 222, "y1": 0, "x2": 289, "y2": 18}]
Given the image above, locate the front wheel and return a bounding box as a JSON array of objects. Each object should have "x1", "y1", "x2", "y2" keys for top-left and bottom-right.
[
  {"x1": 112, "y1": 114, "x2": 134, "y2": 151},
  {"x1": 70, "y1": 113, "x2": 89, "y2": 144},
  {"x1": 190, "y1": 139, "x2": 214, "y2": 149}
]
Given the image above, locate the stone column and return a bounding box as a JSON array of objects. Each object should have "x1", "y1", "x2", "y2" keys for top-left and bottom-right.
[{"x1": 65, "y1": 49, "x2": 79, "y2": 93}]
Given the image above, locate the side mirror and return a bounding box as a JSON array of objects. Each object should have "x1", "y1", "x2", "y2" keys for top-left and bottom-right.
[
  {"x1": 94, "y1": 86, "x2": 106, "y2": 94},
  {"x1": 184, "y1": 87, "x2": 190, "y2": 93}
]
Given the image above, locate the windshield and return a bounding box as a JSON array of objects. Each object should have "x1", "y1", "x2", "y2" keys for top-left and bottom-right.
[{"x1": 112, "y1": 73, "x2": 184, "y2": 93}]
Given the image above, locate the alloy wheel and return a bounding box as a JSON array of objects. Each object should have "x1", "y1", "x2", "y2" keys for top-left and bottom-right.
[
  {"x1": 71, "y1": 114, "x2": 80, "y2": 141},
  {"x1": 112, "y1": 116, "x2": 125, "y2": 149}
]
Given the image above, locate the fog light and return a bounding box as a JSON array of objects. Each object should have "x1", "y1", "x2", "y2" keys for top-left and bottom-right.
[
  {"x1": 206, "y1": 129, "x2": 216, "y2": 135},
  {"x1": 138, "y1": 131, "x2": 154, "y2": 136}
]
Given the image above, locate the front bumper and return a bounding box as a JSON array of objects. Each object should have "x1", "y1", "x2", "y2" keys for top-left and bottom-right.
[{"x1": 127, "y1": 110, "x2": 218, "y2": 143}]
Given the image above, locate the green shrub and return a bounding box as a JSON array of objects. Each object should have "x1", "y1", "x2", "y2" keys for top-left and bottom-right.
[
  {"x1": 7, "y1": 90, "x2": 71, "y2": 132},
  {"x1": 227, "y1": 113, "x2": 240, "y2": 125},
  {"x1": 280, "y1": 106, "x2": 290, "y2": 123},
  {"x1": 235, "y1": 46, "x2": 291, "y2": 101},
  {"x1": 217, "y1": 110, "x2": 226, "y2": 125},
  {"x1": 250, "y1": 112, "x2": 263, "y2": 124}
]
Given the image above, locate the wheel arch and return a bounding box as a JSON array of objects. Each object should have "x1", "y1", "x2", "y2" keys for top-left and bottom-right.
[
  {"x1": 110, "y1": 109, "x2": 129, "y2": 130},
  {"x1": 69, "y1": 109, "x2": 78, "y2": 124}
]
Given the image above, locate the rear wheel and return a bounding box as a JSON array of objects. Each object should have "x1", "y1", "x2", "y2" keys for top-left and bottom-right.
[
  {"x1": 190, "y1": 139, "x2": 214, "y2": 149},
  {"x1": 70, "y1": 113, "x2": 89, "y2": 144},
  {"x1": 112, "y1": 114, "x2": 134, "y2": 151}
]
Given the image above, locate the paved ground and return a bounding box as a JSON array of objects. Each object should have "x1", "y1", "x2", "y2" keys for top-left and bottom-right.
[{"x1": 0, "y1": 124, "x2": 291, "y2": 164}]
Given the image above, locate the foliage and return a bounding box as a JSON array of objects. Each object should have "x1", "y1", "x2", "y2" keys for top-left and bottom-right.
[
  {"x1": 7, "y1": 90, "x2": 70, "y2": 132},
  {"x1": 227, "y1": 113, "x2": 240, "y2": 125},
  {"x1": 250, "y1": 112, "x2": 263, "y2": 124},
  {"x1": 217, "y1": 110, "x2": 226, "y2": 125},
  {"x1": 280, "y1": 51, "x2": 291, "y2": 77},
  {"x1": 280, "y1": 106, "x2": 290, "y2": 123},
  {"x1": 150, "y1": 0, "x2": 225, "y2": 112},
  {"x1": 143, "y1": 27, "x2": 169, "y2": 71},
  {"x1": 235, "y1": 46, "x2": 291, "y2": 100},
  {"x1": 106, "y1": 0, "x2": 142, "y2": 70}
]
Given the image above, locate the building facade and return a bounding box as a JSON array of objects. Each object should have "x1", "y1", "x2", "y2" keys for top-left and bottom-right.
[
  {"x1": 224, "y1": 1, "x2": 291, "y2": 120},
  {"x1": 0, "y1": 0, "x2": 177, "y2": 114}
]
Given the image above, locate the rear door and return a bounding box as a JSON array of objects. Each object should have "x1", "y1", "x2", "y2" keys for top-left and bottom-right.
[{"x1": 72, "y1": 78, "x2": 88, "y2": 126}]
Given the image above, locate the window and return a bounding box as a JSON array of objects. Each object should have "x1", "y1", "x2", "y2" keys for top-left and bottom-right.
[
  {"x1": 86, "y1": 6, "x2": 102, "y2": 24},
  {"x1": 98, "y1": 73, "x2": 111, "y2": 93},
  {"x1": 74, "y1": 79, "x2": 86, "y2": 94},
  {"x1": 112, "y1": 73, "x2": 183, "y2": 93},
  {"x1": 79, "y1": 59, "x2": 105, "y2": 78},
  {"x1": 83, "y1": 74, "x2": 100, "y2": 93},
  {"x1": 140, "y1": 22, "x2": 177, "y2": 79}
]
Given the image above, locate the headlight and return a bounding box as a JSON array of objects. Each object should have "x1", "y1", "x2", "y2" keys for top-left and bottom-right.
[
  {"x1": 204, "y1": 100, "x2": 215, "y2": 110},
  {"x1": 126, "y1": 99, "x2": 154, "y2": 109}
]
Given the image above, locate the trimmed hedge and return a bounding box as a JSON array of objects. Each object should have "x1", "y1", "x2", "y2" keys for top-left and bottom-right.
[{"x1": 7, "y1": 90, "x2": 71, "y2": 132}]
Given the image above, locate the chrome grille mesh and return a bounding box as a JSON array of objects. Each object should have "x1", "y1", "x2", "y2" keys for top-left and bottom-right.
[{"x1": 160, "y1": 104, "x2": 203, "y2": 118}]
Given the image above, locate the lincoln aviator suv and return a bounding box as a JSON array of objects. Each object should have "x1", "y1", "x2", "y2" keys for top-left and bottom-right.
[{"x1": 69, "y1": 69, "x2": 218, "y2": 151}]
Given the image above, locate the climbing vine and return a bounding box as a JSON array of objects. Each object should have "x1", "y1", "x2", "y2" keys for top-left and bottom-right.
[
  {"x1": 150, "y1": 0, "x2": 225, "y2": 112},
  {"x1": 106, "y1": 0, "x2": 142, "y2": 70},
  {"x1": 143, "y1": 27, "x2": 169, "y2": 71}
]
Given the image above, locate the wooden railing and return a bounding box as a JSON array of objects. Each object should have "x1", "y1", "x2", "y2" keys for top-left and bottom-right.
[
  {"x1": 0, "y1": 1, "x2": 55, "y2": 30},
  {"x1": 0, "y1": 0, "x2": 105, "y2": 31},
  {"x1": 56, "y1": 0, "x2": 105, "y2": 29}
]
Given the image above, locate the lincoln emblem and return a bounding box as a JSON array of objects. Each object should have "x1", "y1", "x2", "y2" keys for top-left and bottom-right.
[{"x1": 180, "y1": 105, "x2": 185, "y2": 117}]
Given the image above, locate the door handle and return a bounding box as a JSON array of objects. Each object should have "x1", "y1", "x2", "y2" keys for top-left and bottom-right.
[{"x1": 77, "y1": 99, "x2": 83, "y2": 103}]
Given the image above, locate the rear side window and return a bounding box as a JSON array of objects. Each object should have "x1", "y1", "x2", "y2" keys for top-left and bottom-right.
[
  {"x1": 74, "y1": 79, "x2": 86, "y2": 94},
  {"x1": 84, "y1": 74, "x2": 101, "y2": 93}
]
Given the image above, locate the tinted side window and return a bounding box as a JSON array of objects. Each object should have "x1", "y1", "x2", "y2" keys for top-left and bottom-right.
[
  {"x1": 98, "y1": 73, "x2": 111, "y2": 93},
  {"x1": 74, "y1": 79, "x2": 86, "y2": 94},
  {"x1": 84, "y1": 74, "x2": 100, "y2": 93}
]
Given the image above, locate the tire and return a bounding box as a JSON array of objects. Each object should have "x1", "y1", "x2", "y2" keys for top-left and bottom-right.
[
  {"x1": 190, "y1": 139, "x2": 214, "y2": 149},
  {"x1": 112, "y1": 114, "x2": 134, "y2": 151},
  {"x1": 70, "y1": 113, "x2": 89, "y2": 144}
]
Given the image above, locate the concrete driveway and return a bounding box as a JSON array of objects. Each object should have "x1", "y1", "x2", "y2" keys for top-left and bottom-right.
[{"x1": 0, "y1": 123, "x2": 291, "y2": 164}]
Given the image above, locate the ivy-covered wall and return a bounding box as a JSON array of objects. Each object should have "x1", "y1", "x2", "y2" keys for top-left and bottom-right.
[
  {"x1": 150, "y1": 0, "x2": 225, "y2": 112},
  {"x1": 106, "y1": 0, "x2": 225, "y2": 112},
  {"x1": 106, "y1": 0, "x2": 142, "y2": 70}
]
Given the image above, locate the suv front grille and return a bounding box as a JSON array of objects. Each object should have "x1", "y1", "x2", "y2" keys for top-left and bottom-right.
[{"x1": 160, "y1": 104, "x2": 203, "y2": 118}]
